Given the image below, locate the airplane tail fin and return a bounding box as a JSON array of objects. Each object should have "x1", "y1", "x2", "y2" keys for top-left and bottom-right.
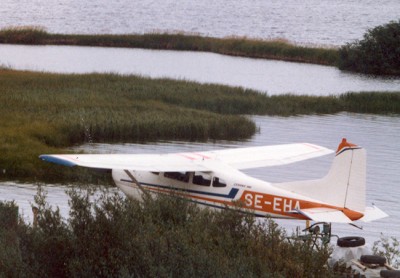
[{"x1": 275, "y1": 138, "x2": 386, "y2": 222}]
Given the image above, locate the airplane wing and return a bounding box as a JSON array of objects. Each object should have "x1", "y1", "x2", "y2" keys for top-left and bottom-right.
[
  {"x1": 39, "y1": 153, "x2": 210, "y2": 172},
  {"x1": 202, "y1": 143, "x2": 333, "y2": 170},
  {"x1": 39, "y1": 143, "x2": 333, "y2": 172}
]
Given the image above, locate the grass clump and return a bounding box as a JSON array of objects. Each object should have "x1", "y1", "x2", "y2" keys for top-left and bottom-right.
[
  {"x1": 213, "y1": 36, "x2": 338, "y2": 65},
  {"x1": 0, "y1": 189, "x2": 334, "y2": 277},
  {"x1": 339, "y1": 91, "x2": 400, "y2": 114},
  {"x1": 0, "y1": 26, "x2": 48, "y2": 44}
]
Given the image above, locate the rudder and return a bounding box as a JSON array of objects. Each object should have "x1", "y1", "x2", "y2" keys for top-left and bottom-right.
[{"x1": 275, "y1": 138, "x2": 366, "y2": 213}]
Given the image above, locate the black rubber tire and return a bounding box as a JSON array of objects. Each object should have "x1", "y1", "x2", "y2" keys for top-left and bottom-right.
[
  {"x1": 360, "y1": 255, "x2": 386, "y2": 266},
  {"x1": 337, "y1": 236, "x2": 365, "y2": 247},
  {"x1": 380, "y1": 270, "x2": 400, "y2": 278}
]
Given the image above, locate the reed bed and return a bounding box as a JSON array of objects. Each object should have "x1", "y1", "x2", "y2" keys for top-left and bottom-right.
[
  {"x1": 0, "y1": 27, "x2": 338, "y2": 66},
  {"x1": 0, "y1": 69, "x2": 399, "y2": 182}
]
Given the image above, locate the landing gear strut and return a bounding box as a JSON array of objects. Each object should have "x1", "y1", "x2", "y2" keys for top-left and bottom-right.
[{"x1": 288, "y1": 222, "x2": 339, "y2": 250}]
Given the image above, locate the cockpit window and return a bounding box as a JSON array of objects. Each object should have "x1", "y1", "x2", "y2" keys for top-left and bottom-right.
[
  {"x1": 213, "y1": 177, "x2": 226, "y2": 187},
  {"x1": 193, "y1": 172, "x2": 211, "y2": 186},
  {"x1": 164, "y1": 172, "x2": 189, "y2": 183}
]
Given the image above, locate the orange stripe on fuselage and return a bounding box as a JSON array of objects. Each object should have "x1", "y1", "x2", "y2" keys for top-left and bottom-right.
[
  {"x1": 238, "y1": 190, "x2": 363, "y2": 221},
  {"x1": 133, "y1": 184, "x2": 363, "y2": 221}
]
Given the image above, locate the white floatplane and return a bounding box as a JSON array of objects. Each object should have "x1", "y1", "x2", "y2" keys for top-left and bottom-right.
[{"x1": 39, "y1": 138, "x2": 387, "y2": 224}]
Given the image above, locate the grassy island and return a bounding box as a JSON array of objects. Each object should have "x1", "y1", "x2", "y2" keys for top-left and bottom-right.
[
  {"x1": 3, "y1": 22, "x2": 399, "y2": 76},
  {"x1": 0, "y1": 69, "x2": 399, "y2": 182},
  {"x1": 0, "y1": 27, "x2": 338, "y2": 66}
]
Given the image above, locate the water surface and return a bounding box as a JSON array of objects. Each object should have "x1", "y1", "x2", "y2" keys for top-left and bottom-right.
[
  {"x1": 1, "y1": 44, "x2": 399, "y2": 95},
  {"x1": 1, "y1": 0, "x2": 399, "y2": 46}
]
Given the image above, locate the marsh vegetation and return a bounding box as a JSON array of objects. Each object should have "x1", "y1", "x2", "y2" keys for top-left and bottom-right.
[{"x1": 0, "y1": 69, "x2": 399, "y2": 182}]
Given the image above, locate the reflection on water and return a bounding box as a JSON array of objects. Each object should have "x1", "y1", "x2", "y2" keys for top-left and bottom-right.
[
  {"x1": 1, "y1": 44, "x2": 399, "y2": 95},
  {"x1": 1, "y1": 0, "x2": 399, "y2": 46}
]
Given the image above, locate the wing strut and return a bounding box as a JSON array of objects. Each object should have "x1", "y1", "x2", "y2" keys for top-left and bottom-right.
[{"x1": 123, "y1": 170, "x2": 151, "y2": 198}]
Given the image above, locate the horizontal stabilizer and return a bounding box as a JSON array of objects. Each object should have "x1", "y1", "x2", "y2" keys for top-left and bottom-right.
[
  {"x1": 359, "y1": 206, "x2": 389, "y2": 222},
  {"x1": 297, "y1": 208, "x2": 352, "y2": 223}
]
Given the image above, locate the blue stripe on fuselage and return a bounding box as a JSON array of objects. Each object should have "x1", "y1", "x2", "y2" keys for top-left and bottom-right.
[{"x1": 120, "y1": 179, "x2": 239, "y2": 199}]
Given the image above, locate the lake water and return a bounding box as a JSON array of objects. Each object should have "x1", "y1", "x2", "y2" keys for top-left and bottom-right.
[
  {"x1": 1, "y1": 44, "x2": 399, "y2": 95},
  {"x1": 1, "y1": 0, "x2": 399, "y2": 46},
  {"x1": 2, "y1": 113, "x2": 399, "y2": 245}
]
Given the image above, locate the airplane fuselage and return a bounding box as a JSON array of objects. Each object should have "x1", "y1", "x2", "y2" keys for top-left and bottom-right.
[{"x1": 112, "y1": 169, "x2": 361, "y2": 221}]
